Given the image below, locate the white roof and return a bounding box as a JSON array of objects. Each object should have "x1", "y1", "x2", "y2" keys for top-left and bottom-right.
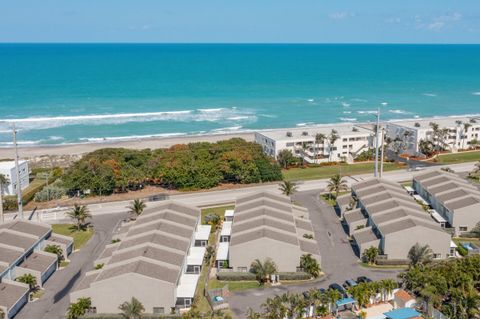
[
  {"x1": 403, "y1": 186, "x2": 415, "y2": 193},
  {"x1": 0, "y1": 160, "x2": 27, "y2": 170},
  {"x1": 187, "y1": 246, "x2": 206, "y2": 266},
  {"x1": 216, "y1": 242, "x2": 229, "y2": 261},
  {"x1": 194, "y1": 225, "x2": 211, "y2": 241},
  {"x1": 413, "y1": 194, "x2": 430, "y2": 206},
  {"x1": 387, "y1": 116, "x2": 479, "y2": 130},
  {"x1": 450, "y1": 240, "x2": 458, "y2": 248},
  {"x1": 257, "y1": 123, "x2": 373, "y2": 141},
  {"x1": 429, "y1": 209, "x2": 447, "y2": 223},
  {"x1": 220, "y1": 221, "x2": 232, "y2": 237},
  {"x1": 176, "y1": 273, "x2": 200, "y2": 298},
  {"x1": 224, "y1": 209, "x2": 234, "y2": 218}
]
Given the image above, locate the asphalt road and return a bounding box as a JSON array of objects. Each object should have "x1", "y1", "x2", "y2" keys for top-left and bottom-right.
[
  {"x1": 8, "y1": 161, "x2": 476, "y2": 224},
  {"x1": 16, "y1": 212, "x2": 126, "y2": 319},
  {"x1": 228, "y1": 189, "x2": 400, "y2": 319}
]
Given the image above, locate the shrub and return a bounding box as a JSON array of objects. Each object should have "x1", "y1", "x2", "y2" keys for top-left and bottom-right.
[
  {"x1": 276, "y1": 272, "x2": 311, "y2": 280},
  {"x1": 34, "y1": 185, "x2": 66, "y2": 202},
  {"x1": 3, "y1": 195, "x2": 18, "y2": 211},
  {"x1": 216, "y1": 272, "x2": 256, "y2": 281},
  {"x1": 375, "y1": 259, "x2": 410, "y2": 266},
  {"x1": 94, "y1": 263, "x2": 104, "y2": 270},
  {"x1": 457, "y1": 245, "x2": 468, "y2": 257}
]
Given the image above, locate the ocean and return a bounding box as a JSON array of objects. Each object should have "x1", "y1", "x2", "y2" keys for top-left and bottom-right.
[{"x1": 0, "y1": 43, "x2": 479, "y2": 146}]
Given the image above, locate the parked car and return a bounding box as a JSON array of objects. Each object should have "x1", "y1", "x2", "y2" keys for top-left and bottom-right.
[
  {"x1": 356, "y1": 276, "x2": 372, "y2": 283},
  {"x1": 328, "y1": 283, "x2": 347, "y2": 297},
  {"x1": 343, "y1": 279, "x2": 358, "y2": 288}
]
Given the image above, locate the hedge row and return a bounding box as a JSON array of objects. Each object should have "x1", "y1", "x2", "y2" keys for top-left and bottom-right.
[
  {"x1": 82, "y1": 315, "x2": 181, "y2": 319},
  {"x1": 216, "y1": 272, "x2": 256, "y2": 281},
  {"x1": 216, "y1": 271, "x2": 311, "y2": 281},
  {"x1": 376, "y1": 259, "x2": 410, "y2": 266},
  {"x1": 276, "y1": 272, "x2": 311, "y2": 280}
]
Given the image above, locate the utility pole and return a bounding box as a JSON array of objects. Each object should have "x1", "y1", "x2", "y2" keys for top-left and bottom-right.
[
  {"x1": 374, "y1": 107, "x2": 380, "y2": 178},
  {"x1": 13, "y1": 123, "x2": 23, "y2": 219},
  {"x1": 380, "y1": 127, "x2": 385, "y2": 178}
]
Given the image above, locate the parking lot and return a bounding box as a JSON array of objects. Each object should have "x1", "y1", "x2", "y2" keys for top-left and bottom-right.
[{"x1": 228, "y1": 189, "x2": 400, "y2": 318}]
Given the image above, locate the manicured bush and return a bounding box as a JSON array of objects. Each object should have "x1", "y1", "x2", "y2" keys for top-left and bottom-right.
[
  {"x1": 376, "y1": 259, "x2": 410, "y2": 266},
  {"x1": 34, "y1": 185, "x2": 66, "y2": 202},
  {"x1": 216, "y1": 272, "x2": 257, "y2": 281},
  {"x1": 457, "y1": 245, "x2": 468, "y2": 257},
  {"x1": 276, "y1": 272, "x2": 311, "y2": 280},
  {"x1": 3, "y1": 195, "x2": 18, "y2": 211}
]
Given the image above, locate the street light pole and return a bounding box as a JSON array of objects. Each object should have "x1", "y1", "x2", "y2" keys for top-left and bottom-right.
[
  {"x1": 374, "y1": 107, "x2": 380, "y2": 178},
  {"x1": 13, "y1": 123, "x2": 23, "y2": 219},
  {"x1": 380, "y1": 127, "x2": 385, "y2": 178}
]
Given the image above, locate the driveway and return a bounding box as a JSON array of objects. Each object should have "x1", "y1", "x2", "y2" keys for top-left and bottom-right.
[
  {"x1": 16, "y1": 212, "x2": 126, "y2": 319},
  {"x1": 228, "y1": 189, "x2": 400, "y2": 318}
]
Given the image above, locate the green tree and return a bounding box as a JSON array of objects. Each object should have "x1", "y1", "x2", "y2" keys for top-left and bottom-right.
[
  {"x1": 300, "y1": 254, "x2": 321, "y2": 278},
  {"x1": 129, "y1": 198, "x2": 146, "y2": 218},
  {"x1": 245, "y1": 308, "x2": 261, "y2": 319},
  {"x1": 15, "y1": 273, "x2": 37, "y2": 291},
  {"x1": 0, "y1": 307, "x2": 4, "y2": 319},
  {"x1": 119, "y1": 297, "x2": 145, "y2": 319},
  {"x1": 66, "y1": 204, "x2": 92, "y2": 231},
  {"x1": 204, "y1": 214, "x2": 221, "y2": 231},
  {"x1": 250, "y1": 258, "x2": 277, "y2": 285},
  {"x1": 314, "y1": 133, "x2": 326, "y2": 163},
  {"x1": 327, "y1": 174, "x2": 348, "y2": 200},
  {"x1": 66, "y1": 297, "x2": 91, "y2": 319},
  {"x1": 408, "y1": 243, "x2": 433, "y2": 267},
  {"x1": 362, "y1": 246, "x2": 379, "y2": 265},
  {"x1": 326, "y1": 288, "x2": 342, "y2": 313},
  {"x1": 379, "y1": 279, "x2": 397, "y2": 302},
  {"x1": 279, "y1": 180, "x2": 298, "y2": 197},
  {"x1": 328, "y1": 129, "x2": 339, "y2": 161},
  {"x1": 277, "y1": 149, "x2": 295, "y2": 169},
  {"x1": 0, "y1": 173, "x2": 7, "y2": 223},
  {"x1": 44, "y1": 244, "x2": 64, "y2": 266}
]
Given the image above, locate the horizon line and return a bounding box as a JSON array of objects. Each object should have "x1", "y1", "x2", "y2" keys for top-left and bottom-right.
[{"x1": 1, "y1": 42, "x2": 480, "y2": 45}]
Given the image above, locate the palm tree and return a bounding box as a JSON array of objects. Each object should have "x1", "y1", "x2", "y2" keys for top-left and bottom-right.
[
  {"x1": 261, "y1": 296, "x2": 286, "y2": 319},
  {"x1": 462, "y1": 123, "x2": 472, "y2": 149},
  {"x1": 326, "y1": 288, "x2": 342, "y2": 313},
  {"x1": 66, "y1": 297, "x2": 91, "y2": 319},
  {"x1": 328, "y1": 129, "x2": 339, "y2": 161},
  {"x1": 44, "y1": 244, "x2": 64, "y2": 266},
  {"x1": 66, "y1": 204, "x2": 92, "y2": 231},
  {"x1": 245, "y1": 308, "x2": 261, "y2": 319},
  {"x1": 408, "y1": 243, "x2": 433, "y2": 267},
  {"x1": 279, "y1": 180, "x2": 298, "y2": 197},
  {"x1": 326, "y1": 174, "x2": 348, "y2": 200},
  {"x1": 362, "y1": 246, "x2": 379, "y2": 265},
  {"x1": 16, "y1": 273, "x2": 37, "y2": 292},
  {"x1": 380, "y1": 279, "x2": 397, "y2": 302},
  {"x1": 250, "y1": 258, "x2": 277, "y2": 285},
  {"x1": 315, "y1": 133, "x2": 326, "y2": 163},
  {"x1": 204, "y1": 213, "x2": 221, "y2": 231},
  {"x1": 429, "y1": 122, "x2": 440, "y2": 152},
  {"x1": 0, "y1": 173, "x2": 8, "y2": 223},
  {"x1": 0, "y1": 308, "x2": 4, "y2": 319},
  {"x1": 119, "y1": 297, "x2": 144, "y2": 319},
  {"x1": 128, "y1": 198, "x2": 146, "y2": 219},
  {"x1": 300, "y1": 254, "x2": 321, "y2": 278}
]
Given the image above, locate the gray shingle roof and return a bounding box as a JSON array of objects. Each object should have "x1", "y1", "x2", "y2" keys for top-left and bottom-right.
[
  {"x1": 352, "y1": 227, "x2": 380, "y2": 244},
  {"x1": 96, "y1": 260, "x2": 179, "y2": 284},
  {"x1": 377, "y1": 217, "x2": 442, "y2": 235},
  {"x1": 233, "y1": 217, "x2": 296, "y2": 234},
  {"x1": 0, "y1": 231, "x2": 36, "y2": 250},
  {"x1": 299, "y1": 239, "x2": 320, "y2": 256},
  {"x1": 344, "y1": 209, "x2": 366, "y2": 224},
  {"x1": 0, "y1": 220, "x2": 50, "y2": 239},
  {"x1": 230, "y1": 227, "x2": 299, "y2": 247},
  {"x1": 109, "y1": 244, "x2": 184, "y2": 267},
  {"x1": 0, "y1": 246, "x2": 24, "y2": 266},
  {"x1": 19, "y1": 252, "x2": 57, "y2": 272},
  {"x1": 0, "y1": 281, "x2": 29, "y2": 309}
]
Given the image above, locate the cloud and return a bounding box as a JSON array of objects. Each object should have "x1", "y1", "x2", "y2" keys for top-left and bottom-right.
[
  {"x1": 414, "y1": 12, "x2": 463, "y2": 31},
  {"x1": 329, "y1": 12, "x2": 355, "y2": 20}
]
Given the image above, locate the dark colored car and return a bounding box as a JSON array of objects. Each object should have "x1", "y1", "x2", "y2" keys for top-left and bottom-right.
[
  {"x1": 328, "y1": 283, "x2": 347, "y2": 296},
  {"x1": 357, "y1": 276, "x2": 372, "y2": 283},
  {"x1": 318, "y1": 288, "x2": 326, "y2": 294},
  {"x1": 343, "y1": 279, "x2": 358, "y2": 288}
]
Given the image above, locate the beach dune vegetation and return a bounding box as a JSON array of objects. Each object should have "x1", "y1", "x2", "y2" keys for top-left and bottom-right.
[{"x1": 62, "y1": 138, "x2": 282, "y2": 195}]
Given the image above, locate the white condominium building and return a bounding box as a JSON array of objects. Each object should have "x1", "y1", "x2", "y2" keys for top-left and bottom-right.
[
  {"x1": 385, "y1": 116, "x2": 480, "y2": 155},
  {"x1": 0, "y1": 160, "x2": 30, "y2": 196},
  {"x1": 255, "y1": 124, "x2": 374, "y2": 164}
]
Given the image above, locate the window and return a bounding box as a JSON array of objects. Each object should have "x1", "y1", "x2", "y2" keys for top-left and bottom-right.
[
  {"x1": 153, "y1": 307, "x2": 165, "y2": 314},
  {"x1": 459, "y1": 226, "x2": 468, "y2": 232},
  {"x1": 433, "y1": 253, "x2": 442, "y2": 259},
  {"x1": 342, "y1": 138, "x2": 347, "y2": 142}
]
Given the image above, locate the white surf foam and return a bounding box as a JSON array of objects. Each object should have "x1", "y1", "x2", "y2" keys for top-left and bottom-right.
[
  {"x1": 78, "y1": 132, "x2": 187, "y2": 143},
  {"x1": 340, "y1": 117, "x2": 357, "y2": 122},
  {"x1": 389, "y1": 109, "x2": 411, "y2": 115},
  {"x1": 343, "y1": 111, "x2": 352, "y2": 114},
  {"x1": 473, "y1": 92, "x2": 480, "y2": 96},
  {"x1": 422, "y1": 93, "x2": 437, "y2": 97},
  {"x1": 341, "y1": 102, "x2": 351, "y2": 107},
  {"x1": 357, "y1": 110, "x2": 377, "y2": 115}
]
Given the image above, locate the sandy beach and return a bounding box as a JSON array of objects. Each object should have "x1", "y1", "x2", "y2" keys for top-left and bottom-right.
[{"x1": 0, "y1": 132, "x2": 255, "y2": 161}]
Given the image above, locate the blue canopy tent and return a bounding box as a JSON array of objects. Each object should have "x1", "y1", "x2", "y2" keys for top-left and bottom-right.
[
  {"x1": 335, "y1": 297, "x2": 357, "y2": 312},
  {"x1": 384, "y1": 308, "x2": 421, "y2": 319}
]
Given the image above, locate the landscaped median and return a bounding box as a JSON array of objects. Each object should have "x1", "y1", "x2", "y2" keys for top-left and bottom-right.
[
  {"x1": 430, "y1": 150, "x2": 480, "y2": 164},
  {"x1": 51, "y1": 224, "x2": 94, "y2": 250}
]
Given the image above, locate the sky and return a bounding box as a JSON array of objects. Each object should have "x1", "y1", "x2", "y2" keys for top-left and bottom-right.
[{"x1": 1, "y1": 0, "x2": 479, "y2": 43}]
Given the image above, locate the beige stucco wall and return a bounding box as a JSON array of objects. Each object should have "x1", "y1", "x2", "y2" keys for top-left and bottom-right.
[
  {"x1": 229, "y1": 238, "x2": 302, "y2": 272},
  {"x1": 452, "y1": 203, "x2": 480, "y2": 235},
  {"x1": 382, "y1": 226, "x2": 450, "y2": 260},
  {"x1": 70, "y1": 273, "x2": 176, "y2": 314}
]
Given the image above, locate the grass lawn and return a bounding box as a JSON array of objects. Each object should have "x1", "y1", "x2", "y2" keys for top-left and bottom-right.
[
  {"x1": 320, "y1": 191, "x2": 349, "y2": 207},
  {"x1": 208, "y1": 279, "x2": 261, "y2": 292},
  {"x1": 434, "y1": 150, "x2": 480, "y2": 164},
  {"x1": 51, "y1": 224, "x2": 94, "y2": 249},
  {"x1": 453, "y1": 237, "x2": 480, "y2": 246},
  {"x1": 201, "y1": 205, "x2": 234, "y2": 225},
  {"x1": 282, "y1": 162, "x2": 404, "y2": 181},
  {"x1": 360, "y1": 262, "x2": 408, "y2": 269}
]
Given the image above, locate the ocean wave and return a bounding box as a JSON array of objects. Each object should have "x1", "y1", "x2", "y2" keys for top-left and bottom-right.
[
  {"x1": 0, "y1": 140, "x2": 41, "y2": 146},
  {"x1": 381, "y1": 102, "x2": 388, "y2": 106},
  {"x1": 341, "y1": 102, "x2": 351, "y2": 107},
  {"x1": 0, "y1": 108, "x2": 257, "y2": 131},
  {"x1": 389, "y1": 109, "x2": 411, "y2": 115},
  {"x1": 473, "y1": 92, "x2": 480, "y2": 96},
  {"x1": 78, "y1": 132, "x2": 187, "y2": 143},
  {"x1": 339, "y1": 117, "x2": 357, "y2": 122},
  {"x1": 343, "y1": 111, "x2": 352, "y2": 114},
  {"x1": 351, "y1": 98, "x2": 368, "y2": 102},
  {"x1": 422, "y1": 93, "x2": 437, "y2": 97},
  {"x1": 357, "y1": 110, "x2": 377, "y2": 115},
  {"x1": 307, "y1": 99, "x2": 315, "y2": 102}
]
